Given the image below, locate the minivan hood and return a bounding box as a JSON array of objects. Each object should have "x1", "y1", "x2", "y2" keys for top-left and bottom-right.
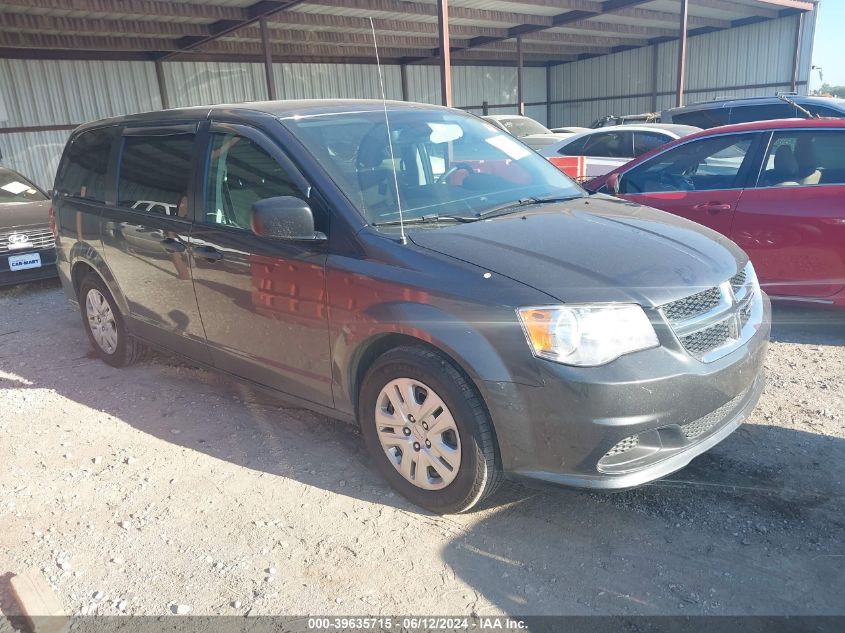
[
  {"x1": 408, "y1": 196, "x2": 746, "y2": 307},
  {"x1": 0, "y1": 200, "x2": 51, "y2": 230}
]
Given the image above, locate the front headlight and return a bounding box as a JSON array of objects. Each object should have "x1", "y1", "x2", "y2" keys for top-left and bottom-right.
[{"x1": 517, "y1": 304, "x2": 659, "y2": 366}]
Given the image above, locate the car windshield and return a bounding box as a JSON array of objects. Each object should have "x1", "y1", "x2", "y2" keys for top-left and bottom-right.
[
  {"x1": 497, "y1": 117, "x2": 551, "y2": 137},
  {"x1": 0, "y1": 170, "x2": 46, "y2": 203},
  {"x1": 282, "y1": 109, "x2": 582, "y2": 227}
]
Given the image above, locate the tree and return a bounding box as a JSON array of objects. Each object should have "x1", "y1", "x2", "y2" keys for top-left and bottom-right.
[{"x1": 819, "y1": 83, "x2": 845, "y2": 98}]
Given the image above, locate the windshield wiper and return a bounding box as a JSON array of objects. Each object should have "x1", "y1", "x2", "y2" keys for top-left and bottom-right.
[
  {"x1": 371, "y1": 213, "x2": 478, "y2": 227},
  {"x1": 477, "y1": 194, "x2": 583, "y2": 219}
]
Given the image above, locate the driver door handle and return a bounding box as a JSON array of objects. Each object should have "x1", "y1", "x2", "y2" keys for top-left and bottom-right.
[
  {"x1": 160, "y1": 237, "x2": 186, "y2": 253},
  {"x1": 693, "y1": 202, "x2": 733, "y2": 214},
  {"x1": 192, "y1": 245, "x2": 224, "y2": 262}
]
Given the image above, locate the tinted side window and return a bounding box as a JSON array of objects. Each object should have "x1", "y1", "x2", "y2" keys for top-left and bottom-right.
[
  {"x1": 204, "y1": 133, "x2": 303, "y2": 230},
  {"x1": 118, "y1": 133, "x2": 194, "y2": 217},
  {"x1": 620, "y1": 134, "x2": 755, "y2": 194},
  {"x1": 672, "y1": 108, "x2": 730, "y2": 129},
  {"x1": 756, "y1": 130, "x2": 845, "y2": 188},
  {"x1": 633, "y1": 132, "x2": 672, "y2": 157},
  {"x1": 805, "y1": 104, "x2": 845, "y2": 118},
  {"x1": 730, "y1": 103, "x2": 794, "y2": 124},
  {"x1": 56, "y1": 128, "x2": 113, "y2": 202},
  {"x1": 582, "y1": 131, "x2": 633, "y2": 158},
  {"x1": 557, "y1": 136, "x2": 590, "y2": 156}
]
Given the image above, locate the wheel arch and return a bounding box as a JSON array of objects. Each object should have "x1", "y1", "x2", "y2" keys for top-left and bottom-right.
[
  {"x1": 69, "y1": 246, "x2": 129, "y2": 316},
  {"x1": 350, "y1": 332, "x2": 504, "y2": 473}
]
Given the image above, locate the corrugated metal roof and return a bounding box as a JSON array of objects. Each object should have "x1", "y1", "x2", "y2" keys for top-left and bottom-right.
[{"x1": 0, "y1": 0, "x2": 817, "y2": 65}]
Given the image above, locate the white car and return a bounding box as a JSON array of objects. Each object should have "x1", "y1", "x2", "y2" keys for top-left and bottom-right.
[
  {"x1": 549, "y1": 126, "x2": 590, "y2": 135},
  {"x1": 539, "y1": 124, "x2": 701, "y2": 180},
  {"x1": 481, "y1": 115, "x2": 574, "y2": 151}
]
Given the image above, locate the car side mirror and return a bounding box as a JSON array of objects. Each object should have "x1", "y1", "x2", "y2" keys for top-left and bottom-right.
[
  {"x1": 251, "y1": 196, "x2": 326, "y2": 242},
  {"x1": 606, "y1": 172, "x2": 622, "y2": 195}
]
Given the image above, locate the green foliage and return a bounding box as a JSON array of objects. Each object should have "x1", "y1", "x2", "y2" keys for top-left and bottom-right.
[{"x1": 820, "y1": 83, "x2": 845, "y2": 98}]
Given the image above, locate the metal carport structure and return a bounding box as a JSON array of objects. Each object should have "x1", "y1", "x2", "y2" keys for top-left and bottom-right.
[{"x1": 0, "y1": 0, "x2": 819, "y2": 186}]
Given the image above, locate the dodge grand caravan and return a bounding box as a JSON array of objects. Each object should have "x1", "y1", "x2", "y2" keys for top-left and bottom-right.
[{"x1": 53, "y1": 101, "x2": 770, "y2": 513}]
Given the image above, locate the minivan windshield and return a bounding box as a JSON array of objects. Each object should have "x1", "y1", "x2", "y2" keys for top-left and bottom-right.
[
  {"x1": 0, "y1": 169, "x2": 46, "y2": 204},
  {"x1": 282, "y1": 109, "x2": 583, "y2": 228}
]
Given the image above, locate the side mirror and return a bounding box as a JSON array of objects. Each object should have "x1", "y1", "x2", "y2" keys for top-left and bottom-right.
[
  {"x1": 606, "y1": 172, "x2": 622, "y2": 195},
  {"x1": 251, "y1": 196, "x2": 326, "y2": 242}
]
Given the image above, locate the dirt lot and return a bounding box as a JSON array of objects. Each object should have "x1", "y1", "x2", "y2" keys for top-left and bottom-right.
[{"x1": 1, "y1": 279, "x2": 843, "y2": 618}]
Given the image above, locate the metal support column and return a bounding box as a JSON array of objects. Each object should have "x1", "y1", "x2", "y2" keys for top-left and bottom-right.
[
  {"x1": 517, "y1": 36, "x2": 525, "y2": 116},
  {"x1": 260, "y1": 16, "x2": 277, "y2": 101},
  {"x1": 437, "y1": 0, "x2": 452, "y2": 107},
  {"x1": 400, "y1": 63, "x2": 409, "y2": 101},
  {"x1": 651, "y1": 43, "x2": 659, "y2": 112},
  {"x1": 545, "y1": 64, "x2": 552, "y2": 127},
  {"x1": 791, "y1": 12, "x2": 805, "y2": 93},
  {"x1": 155, "y1": 59, "x2": 169, "y2": 110},
  {"x1": 675, "y1": 0, "x2": 689, "y2": 107}
]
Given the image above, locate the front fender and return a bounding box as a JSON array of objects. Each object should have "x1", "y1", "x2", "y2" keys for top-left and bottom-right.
[{"x1": 331, "y1": 300, "x2": 543, "y2": 416}]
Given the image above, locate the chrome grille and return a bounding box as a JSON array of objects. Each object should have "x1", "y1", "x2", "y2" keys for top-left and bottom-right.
[
  {"x1": 730, "y1": 269, "x2": 746, "y2": 293},
  {"x1": 661, "y1": 286, "x2": 722, "y2": 322},
  {"x1": 681, "y1": 386, "x2": 749, "y2": 440},
  {"x1": 604, "y1": 434, "x2": 640, "y2": 458},
  {"x1": 680, "y1": 322, "x2": 731, "y2": 356},
  {"x1": 0, "y1": 227, "x2": 55, "y2": 255},
  {"x1": 659, "y1": 263, "x2": 761, "y2": 363}
]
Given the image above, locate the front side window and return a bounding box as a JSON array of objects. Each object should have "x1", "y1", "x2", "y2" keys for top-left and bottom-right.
[
  {"x1": 0, "y1": 169, "x2": 46, "y2": 203},
  {"x1": 118, "y1": 133, "x2": 194, "y2": 218},
  {"x1": 582, "y1": 132, "x2": 634, "y2": 159},
  {"x1": 56, "y1": 128, "x2": 113, "y2": 202},
  {"x1": 204, "y1": 133, "x2": 303, "y2": 231},
  {"x1": 620, "y1": 133, "x2": 756, "y2": 194},
  {"x1": 756, "y1": 130, "x2": 845, "y2": 188},
  {"x1": 282, "y1": 110, "x2": 582, "y2": 227}
]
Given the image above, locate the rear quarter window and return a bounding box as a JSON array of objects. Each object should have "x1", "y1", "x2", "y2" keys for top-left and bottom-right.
[{"x1": 55, "y1": 128, "x2": 114, "y2": 202}]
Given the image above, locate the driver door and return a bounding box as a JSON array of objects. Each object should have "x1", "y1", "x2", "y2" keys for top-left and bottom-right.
[
  {"x1": 188, "y1": 123, "x2": 333, "y2": 407},
  {"x1": 618, "y1": 132, "x2": 761, "y2": 235}
]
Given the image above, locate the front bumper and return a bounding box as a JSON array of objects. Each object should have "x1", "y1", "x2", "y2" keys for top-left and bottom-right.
[
  {"x1": 0, "y1": 248, "x2": 58, "y2": 286},
  {"x1": 480, "y1": 293, "x2": 771, "y2": 490}
]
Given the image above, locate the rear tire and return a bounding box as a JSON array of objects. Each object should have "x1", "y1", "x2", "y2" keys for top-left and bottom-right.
[
  {"x1": 79, "y1": 274, "x2": 145, "y2": 368},
  {"x1": 358, "y1": 345, "x2": 501, "y2": 514}
]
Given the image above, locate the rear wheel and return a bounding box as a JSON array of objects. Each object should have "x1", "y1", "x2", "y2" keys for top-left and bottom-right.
[
  {"x1": 358, "y1": 346, "x2": 501, "y2": 513},
  {"x1": 79, "y1": 274, "x2": 145, "y2": 367}
]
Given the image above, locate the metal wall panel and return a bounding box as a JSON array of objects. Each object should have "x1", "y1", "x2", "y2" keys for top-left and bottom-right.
[
  {"x1": 164, "y1": 61, "x2": 268, "y2": 107},
  {"x1": 407, "y1": 65, "x2": 548, "y2": 124},
  {"x1": 0, "y1": 130, "x2": 72, "y2": 190},
  {"x1": 549, "y1": 13, "x2": 812, "y2": 127},
  {"x1": 273, "y1": 63, "x2": 402, "y2": 100},
  {"x1": 0, "y1": 58, "x2": 161, "y2": 128}
]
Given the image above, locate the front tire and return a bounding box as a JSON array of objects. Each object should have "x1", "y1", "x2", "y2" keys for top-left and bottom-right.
[
  {"x1": 79, "y1": 274, "x2": 145, "y2": 368},
  {"x1": 358, "y1": 346, "x2": 501, "y2": 514}
]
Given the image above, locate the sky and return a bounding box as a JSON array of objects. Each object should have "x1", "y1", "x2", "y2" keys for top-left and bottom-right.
[{"x1": 811, "y1": 0, "x2": 845, "y2": 88}]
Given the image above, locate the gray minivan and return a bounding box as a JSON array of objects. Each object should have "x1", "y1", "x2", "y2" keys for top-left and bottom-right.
[
  {"x1": 661, "y1": 95, "x2": 845, "y2": 129},
  {"x1": 52, "y1": 100, "x2": 770, "y2": 513}
]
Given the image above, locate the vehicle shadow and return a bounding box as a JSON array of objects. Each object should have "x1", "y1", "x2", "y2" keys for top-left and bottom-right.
[
  {"x1": 2, "y1": 283, "x2": 843, "y2": 615},
  {"x1": 443, "y1": 421, "x2": 845, "y2": 615},
  {"x1": 769, "y1": 303, "x2": 845, "y2": 346}
]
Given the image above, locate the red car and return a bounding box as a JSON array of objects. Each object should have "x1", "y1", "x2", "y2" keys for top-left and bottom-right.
[{"x1": 586, "y1": 119, "x2": 845, "y2": 308}]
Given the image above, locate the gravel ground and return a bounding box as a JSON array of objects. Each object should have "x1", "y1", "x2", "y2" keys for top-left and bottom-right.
[{"x1": 0, "y1": 279, "x2": 843, "y2": 618}]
